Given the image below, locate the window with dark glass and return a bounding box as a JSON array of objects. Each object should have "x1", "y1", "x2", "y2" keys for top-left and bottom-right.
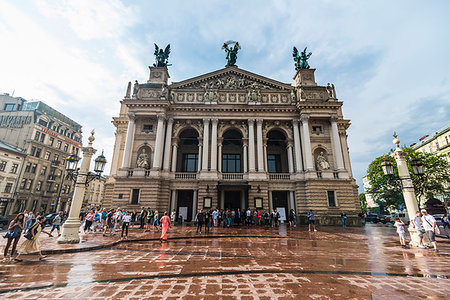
[
  {"x1": 30, "y1": 146, "x2": 36, "y2": 156},
  {"x1": 21, "y1": 179, "x2": 27, "y2": 189},
  {"x1": 182, "y1": 153, "x2": 198, "y2": 172},
  {"x1": 4, "y1": 183, "x2": 13, "y2": 193},
  {"x1": 267, "y1": 154, "x2": 282, "y2": 173},
  {"x1": 40, "y1": 133, "x2": 46, "y2": 143},
  {"x1": 24, "y1": 163, "x2": 31, "y2": 173},
  {"x1": 34, "y1": 131, "x2": 40, "y2": 141},
  {"x1": 4, "y1": 104, "x2": 15, "y2": 111},
  {"x1": 38, "y1": 119, "x2": 48, "y2": 127},
  {"x1": 131, "y1": 189, "x2": 139, "y2": 205},
  {"x1": 143, "y1": 124, "x2": 153, "y2": 131},
  {"x1": 35, "y1": 148, "x2": 42, "y2": 158},
  {"x1": 10, "y1": 163, "x2": 18, "y2": 174},
  {"x1": 222, "y1": 154, "x2": 241, "y2": 173},
  {"x1": 327, "y1": 191, "x2": 336, "y2": 207},
  {"x1": 49, "y1": 137, "x2": 54, "y2": 146},
  {"x1": 0, "y1": 161, "x2": 6, "y2": 171},
  {"x1": 31, "y1": 164, "x2": 37, "y2": 174}
]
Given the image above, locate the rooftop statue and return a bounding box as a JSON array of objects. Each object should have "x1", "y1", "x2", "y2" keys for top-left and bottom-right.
[
  {"x1": 222, "y1": 41, "x2": 240, "y2": 66},
  {"x1": 153, "y1": 44, "x2": 171, "y2": 67},
  {"x1": 293, "y1": 46, "x2": 312, "y2": 70}
]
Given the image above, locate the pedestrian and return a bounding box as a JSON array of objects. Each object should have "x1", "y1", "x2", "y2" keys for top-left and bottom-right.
[
  {"x1": 139, "y1": 207, "x2": 147, "y2": 229},
  {"x1": 289, "y1": 209, "x2": 295, "y2": 228},
  {"x1": 3, "y1": 213, "x2": 24, "y2": 261},
  {"x1": 160, "y1": 211, "x2": 171, "y2": 242},
  {"x1": 421, "y1": 209, "x2": 439, "y2": 252},
  {"x1": 195, "y1": 210, "x2": 204, "y2": 233},
  {"x1": 341, "y1": 211, "x2": 347, "y2": 228},
  {"x1": 204, "y1": 210, "x2": 211, "y2": 233},
  {"x1": 212, "y1": 209, "x2": 218, "y2": 227},
  {"x1": 103, "y1": 209, "x2": 115, "y2": 236},
  {"x1": 411, "y1": 211, "x2": 427, "y2": 248},
  {"x1": 84, "y1": 210, "x2": 95, "y2": 233},
  {"x1": 358, "y1": 210, "x2": 366, "y2": 226},
  {"x1": 394, "y1": 217, "x2": 408, "y2": 249},
  {"x1": 246, "y1": 208, "x2": 251, "y2": 227},
  {"x1": 273, "y1": 209, "x2": 280, "y2": 227},
  {"x1": 121, "y1": 211, "x2": 131, "y2": 240},
  {"x1": 146, "y1": 208, "x2": 154, "y2": 232},
  {"x1": 264, "y1": 211, "x2": 270, "y2": 226},
  {"x1": 153, "y1": 210, "x2": 160, "y2": 232},
  {"x1": 170, "y1": 209, "x2": 176, "y2": 224},
  {"x1": 227, "y1": 209, "x2": 232, "y2": 228},
  {"x1": 49, "y1": 211, "x2": 63, "y2": 237},
  {"x1": 93, "y1": 210, "x2": 101, "y2": 232},
  {"x1": 15, "y1": 216, "x2": 52, "y2": 262},
  {"x1": 131, "y1": 210, "x2": 137, "y2": 228},
  {"x1": 101, "y1": 208, "x2": 107, "y2": 230},
  {"x1": 308, "y1": 210, "x2": 317, "y2": 232},
  {"x1": 24, "y1": 211, "x2": 34, "y2": 232}
]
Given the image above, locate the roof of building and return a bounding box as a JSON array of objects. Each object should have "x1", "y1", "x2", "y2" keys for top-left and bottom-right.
[
  {"x1": 22, "y1": 101, "x2": 82, "y2": 131},
  {"x1": 0, "y1": 140, "x2": 26, "y2": 156},
  {"x1": 413, "y1": 123, "x2": 450, "y2": 149}
]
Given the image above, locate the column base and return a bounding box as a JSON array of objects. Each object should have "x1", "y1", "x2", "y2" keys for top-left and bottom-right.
[{"x1": 57, "y1": 218, "x2": 81, "y2": 244}]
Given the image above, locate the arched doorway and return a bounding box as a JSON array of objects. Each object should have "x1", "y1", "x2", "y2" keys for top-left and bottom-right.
[
  {"x1": 266, "y1": 130, "x2": 289, "y2": 173},
  {"x1": 176, "y1": 128, "x2": 199, "y2": 172},
  {"x1": 222, "y1": 129, "x2": 243, "y2": 173}
]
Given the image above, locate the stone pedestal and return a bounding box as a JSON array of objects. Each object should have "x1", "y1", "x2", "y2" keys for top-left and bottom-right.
[
  {"x1": 294, "y1": 69, "x2": 317, "y2": 87},
  {"x1": 148, "y1": 66, "x2": 170, "y2": 84}
]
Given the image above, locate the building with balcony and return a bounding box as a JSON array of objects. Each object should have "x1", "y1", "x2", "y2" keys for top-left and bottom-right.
[
  {"x1": 83, "y1": 175, "x2": 107, "y2": 209},
  {"x1": 104, "y1": 62, "x2": 360, "y2": 225},
  {"x1": 0, "y1": 94, "x2": 82, "y2": 215}
]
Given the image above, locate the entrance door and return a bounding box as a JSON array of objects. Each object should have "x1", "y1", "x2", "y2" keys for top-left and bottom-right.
[
  {"x1": 177, "y1": 190, "x2": 193, "y2": 221},
  {"x1": 224, "y1": 191, "x2": 241, "y2": 210},
  {"x1": 272, "y1": 191, "x2": 289, "y2": 222}
]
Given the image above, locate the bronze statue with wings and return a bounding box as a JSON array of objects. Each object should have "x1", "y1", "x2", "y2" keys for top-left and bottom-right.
[
  {"x1": 154, "y1": 44, "x2": 171, "y2": 67},
  {"x1": 293, "y1": 46, "x2": 312, "y2": 70}
]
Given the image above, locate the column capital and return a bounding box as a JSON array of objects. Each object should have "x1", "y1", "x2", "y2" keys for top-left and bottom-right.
[
  {"x1": 203, "y1": 118, "x2": 210, "y2": 124},
  {"x1": 287, "y1": 139, "x2": 294, "y2": 148},
  {"x1": 256, "y1": 119, "x2": 264, "y2": 126},
  {"x1": 330, "y1": 115, "x2": 339, "y2": 122},
  {"x1": 242, "y1": 139, "x2": 248, "y2": 147},
  {"x1": 171, "y1": 137, "x2": 179, "y2": 146},
  {"x1": 300, "y1": 114, "x2": 310, "y2": 122},
  {"x1": 128, "y1": 113, "x2": 136, "y2": 120},
  {"x1": 218, "y1": 137, "x2": 224, "y2": 145},
  {"x1": 157, "y1": 114, "x2": 166, "y2": 121},
  {"x1": 248, "y1": 118, "x2": 255, "y2": 125},
  {"x1": 211, "y1": 118, "x2": 219, "y2": 125},
  {"x1": 167, "y1": 117, "x2": 174, "y2": 124},
  {"x1": 292, "y1": 118, "x2": 300, "y2": 125}
]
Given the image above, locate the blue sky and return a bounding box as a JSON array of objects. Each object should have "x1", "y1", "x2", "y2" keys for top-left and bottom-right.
[{"x1": 0, "y1": 0, "x2": 449, "y2": 190}]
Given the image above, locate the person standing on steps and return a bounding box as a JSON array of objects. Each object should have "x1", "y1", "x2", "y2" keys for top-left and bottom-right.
[
  {"x1": 195, "y1": 210, "x2": 204, "y2": 233},
  {"x1": 160, "y1": 211, "x2": 171, "y2": 242},
  {"x1": 308, "y1": 210, "x2": 317, "y2": 232},
  {"x1": 139, "y1": 207, "x2": 147, "y2": 229},
  {"x1": 204, "y1": 210, "x2": 211, "y2": 233},
  {"x1": 341, "y1": 211, "x2": 347, "y2": 228},
  {"x1": 121, "y1": 211, "x2": 131, "y2": 240}
]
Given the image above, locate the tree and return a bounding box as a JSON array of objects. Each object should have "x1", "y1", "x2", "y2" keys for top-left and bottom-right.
[
  {"x1": 366, "y1": 147, "x2": 450, "y2": 210},
  {"x1": 359, "y1": 192, "x2": 367, "y2": 213}
]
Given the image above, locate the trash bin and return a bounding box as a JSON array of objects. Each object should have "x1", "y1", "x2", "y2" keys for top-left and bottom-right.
[{"x1": 178, "y1": 215, "x2": 183, "y2": 225}]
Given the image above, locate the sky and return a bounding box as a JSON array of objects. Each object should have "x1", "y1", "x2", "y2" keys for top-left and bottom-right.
[{"x1": 0, "y1": 0, "x2": 449, "y2": 191}]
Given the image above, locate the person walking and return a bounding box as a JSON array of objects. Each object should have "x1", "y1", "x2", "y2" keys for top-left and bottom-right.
[
  {"x1": 15, "y1": 216, "x2": 52, "y2": 262},
  {"x1": 195, "y1": 210, "x2": 204, "y2": 233},
  {"x1": 84, "y1": 210, "x2": 95, "y2": 234},
  {"x1": 101, "y1": 208, "x2": 107, "y2": 230},
  {"x1": 421, "y1": 209, "x2": 439, "y2": 251},
  {"x1": 24, "y1": 211, "x2": 34, "y2": 232},
  {"x1": 153, "y1": 210, "x2": 160, "y2": 232},
  {"x1": 411, "y1": 211, "x2": 427, "y2": 248},
  {"x1": 139, "y1": 207, "x2": 147, "y2": 229},
  {"x1": 146, "y1": 208, "x2": 154, "y2": 232},
  {"x1": 308, "y1": 210, "x2": 317, "y2": 232},
  {"x1": 121, "y1": 211, "x2": 131, "y2": 240},
  {"x1": 131, "y1": 210, "x2": 137, "y2": 228},
  {"x1": 394, "y1": 217, "x2": 408, "y2": 249},
  {"x1": 246, "y1": 208, "x2": 251, "y2": 227},
  {"x1": 204, "y1": 210, "x2": 211, "y2": 233},
  {"x1": 289, "y1": 209, "x2": 295, "y2": 228},
  {"x1": 103, "y1": 209, "x2": 115, "y2": 236},
  {"x1": 49, "y1": 211, "x2": 63, "y2": 237},
  {"x1": 160, "y1": 211, "x2": 171, "y2": 242},
  {"x1": 170, "y1": 209, "x2": 176, "y2": 225},
  {"x1": 358, "y1": 210, "x2": 366, "y2": 226},
  {"x1": 341, "y1": 211, "x2": 347, "y2": 228},
  {"x1": 3, "y1": 213, "x2": 24, "y2": 261},
  {"x1": 212, "y1": 209, "x2": 218, "y2": 227}
]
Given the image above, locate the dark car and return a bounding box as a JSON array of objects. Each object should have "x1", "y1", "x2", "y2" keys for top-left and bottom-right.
[
  {"x1": 367, "y1": 214, "x2": 387, "y2": 224},
  {"x1": 0, "y1": 215, "x2": 9, "y2": 229}
]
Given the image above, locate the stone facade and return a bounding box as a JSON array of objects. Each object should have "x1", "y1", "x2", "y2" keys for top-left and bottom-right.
[
  {"x1": 104, "y1": 64, "x2": 360, "y2": 225},
  {"x1": 83, "y1": 176, "x2": 107, "y2": 209}
]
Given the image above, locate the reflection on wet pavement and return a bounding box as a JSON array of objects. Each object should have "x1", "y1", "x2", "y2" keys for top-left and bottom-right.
[{"x1": 0, "y1": 224, "x2": 448, "y2": 298}]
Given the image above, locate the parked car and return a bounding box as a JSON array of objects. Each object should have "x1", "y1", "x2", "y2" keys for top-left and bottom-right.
[
  {"x1": 367, "y1": 214, "x2": 387, "y2": 224},
  {"x1": 0, "y1": 215, "x2": 9, "y2": 229}
]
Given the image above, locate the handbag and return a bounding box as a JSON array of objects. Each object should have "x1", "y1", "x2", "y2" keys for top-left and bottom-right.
[
  {"x1": 2, "y1": 231, "x2": 20, "y2": 239},
  {"x1": 424, "y1": 217, "x2": 441, "y2": 235},
  {"x1": 24, "y1": 223, "x2": 39, "y2": 240}
]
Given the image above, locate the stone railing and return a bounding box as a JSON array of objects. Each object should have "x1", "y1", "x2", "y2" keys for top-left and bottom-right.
[
  {"x1": 127, "y1": 170, "x2": 134, "y2": 177},
  {"x1": 269, "y1": 173, "x2": 291, "y2": 180},
  {"x1": 175, "y1": 172, "x2": 197, "y2": 180},
  {"x1": 145, "y1": 170, "x2": 151, "y2": 177},
  {"x1": 222, "y1": 173, "x2": 244, "y2": 180}
]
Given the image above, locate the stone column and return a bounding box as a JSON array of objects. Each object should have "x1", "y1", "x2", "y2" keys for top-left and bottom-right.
[
  {"x1": 152, "y1": 114, "x2": 166, "y2": 169},
  {"x1": 268, "y1": 191, "x2": 273, "y2": 211},
  {"x1": 110, "y1": 129, "x2": 123, "y2": 175},
  {"x1": 240, "y1": 191, "x2": 246, "y2": 210},
  {"x1": 170, "y1": 140, "x2": 178, "y2": 172},
  {"x1": 192, "y1": 189, "x2": 198, "y2": 220},
  {"x1": 170, "y1": 189, "x2": 176, "y2": 212},
  {"x1": 248, "y1": 119, "x2": 256, "y2": 172},
  {"x1": 289, "y1": 191, "x2": 296, "y2": 212},
  {"x1": 202, "y1": 119, "x2": 210, "y2": 171},
  {"x1": 121, "y1": 113, "x2": 135, "y2": 168},
  {"x1": 58, "y1": 133, "x2": 97, "y2": 244},
  {"x1": 331, "y1": 116, "x2": 344, "y2": 170},
  {"x1": 292, "y1": 119, "x2": 303, "y2": 172},
  {"x1": 263, "y1": 140, "x2": 268, "y2": 172},
  {"x1": 162, "y1": 118, "x2": 174, "y2": 171},
  {"x1": 220, "y1": 190, "x2": 225, "y2": 210},
  {"x1": 218, "y1": 139, "x2": 223, "y2": 172},
  {"x1": 210, "y1": 119, "x2": 218, "y2": 170},
  {"x1": 300, "y1": 115, "x2": 314, "y2": 171},
  {"x1": 198, "y1": 143, "x2": 203, "y2": 172},
  {"x1": 256, "y1": 119, "x2": 264, "y2": 172},
  {"x1": 287, "y1": 141, "x2": 294, "y2": 174},
  {"x1": 243, "y1": 140, "x2": 248, "y2": 173}
]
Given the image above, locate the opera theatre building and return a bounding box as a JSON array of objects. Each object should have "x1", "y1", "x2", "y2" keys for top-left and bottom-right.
[{"x1": 104, "y1": 48, "x2": 360, "y2": 225}]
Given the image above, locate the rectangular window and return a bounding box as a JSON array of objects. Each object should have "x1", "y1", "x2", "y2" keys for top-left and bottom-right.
[
  {"x1": 327, "y1": 191, "x2": 336, "y2": 207},
  {"x1": 26, "y1": 179, "x2": 33, "y2": 190},
  {"x1": 34, "y1": 131, "x2": 40, "y2": 141},
  {"x1": 31, "y1": 164, "x2": 37, "y2": 174},
  {"x1": 267, "y1": 154, "x2": 281, "y2": 173},
  {"x1": 143, "y1": 124, "x2": 153, "y2": 131},
  {"x1": 40, "y1": 133, "x2": 46, "y2": 143},
  {"x1": 53, "y1": 154, "x2": 59, "y2": 162},
  {"x1": 312, "y1": 126, "x2": 322, "y2": 134},
  {"x1": 30, "y1": 146, "x2": 36, "y2": 156},
  {"x1": 0, "y1": 161, "x2": 6, "y2": 171},
  {"x1": 118, "y1": 193, "x2": 123, "y2": 199},
  {"x1": 57, "y1": 141, "x2": 62, "y2": 149},
  {"x1": 222, "y1": 154, "x2": 241, "y2": 173},
  {"x1": 10, "y1": 163, "x2": 18, "y2": 174},
  {"x1": 38, "y1": 119, "x2": 48, "y2": 127},
  {"x1": 21, "y1": 179, "x2": 27, "y2": 189},
  {"x1": 4, "y1": 183, "x2": 13, "y2": 193},
  {"x1": 44, "y1": 151, "x2": 51, "y2": 160},
  {"x1": 36, "y1": 181, "x2": 42, "y2": 191},
  {"x1": 49, "y1": 137, "x2": 54, "y2": 146},
  {"x1": 47, "y1": 182, "x2": 53, "y2": 192},
  {"x1": 35, "y1": 148, "x2": 42, "y2": 158},
  {"x1": 63, "y1": 144, "x2": 69, "y2": 152},
  {"x1": 24, "y1": 162, "x2": 31, "y2": 173},
  {"x1": 54, "y1": 183, "x2": 59, "y2": 192},
  {"x1": 4, "y1": 103, "x2": 15, "y2": 111},
  {"x1": 131, "y1": 189, "x2": 140, "y2": 205},
  {"x1": 40, "y1": 166, "x2": 47, "y2": 176},
  {"x1": 182, "y1": 153, "x2": 198, "y2": 172}
]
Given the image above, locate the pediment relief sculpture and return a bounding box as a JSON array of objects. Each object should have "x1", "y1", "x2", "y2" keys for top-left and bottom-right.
[{"x1": 178, "y1": 74, "x2": 282, "y2": 91}]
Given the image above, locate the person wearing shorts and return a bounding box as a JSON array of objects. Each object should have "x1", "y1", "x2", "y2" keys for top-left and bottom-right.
[
  {"x1": 394, "y1": 218, "x2": 408, "y2": 248},
  {"x1": 421, "y1": 209, "x2": 438, "y2": 252},
  {"x1": 308, "y1": 210, "x2": 317, "y2": 232},
  {"x1": 49, "y1": 211, "x2": 63, "y2": 237},
  {"x1": 411, "y1": 211, "x2": 426, "y2": 248}
]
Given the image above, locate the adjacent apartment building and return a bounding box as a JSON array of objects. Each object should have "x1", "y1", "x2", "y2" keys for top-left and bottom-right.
[
  {"x1": 0, "y1": 94, "x2": 82, "y2": 216},
  {"x1": 83, "y1": 175, "x2": 107, "y2": 209}
]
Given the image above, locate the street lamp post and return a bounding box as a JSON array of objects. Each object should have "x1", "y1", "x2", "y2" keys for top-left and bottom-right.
[
  {"x1": 57, "y1": 131, "x2": 106, "y2": 244},
  {"x1": 384, "y1": 133, "x2": 430, "y2": 247}
]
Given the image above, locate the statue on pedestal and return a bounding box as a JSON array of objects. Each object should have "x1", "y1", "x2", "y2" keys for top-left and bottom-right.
[
  {"x1": 293, "y1": 46, "x2": 312, "y2": 70},
  {"x1": 222, "y1": 41, "x2": 240, "y2": 66},
  {"x1": 316, "y1": 152, "x2": 330, "y2": 170},
  {"x1": 153, "y1": 44, "x2": 171, "y2": 67},
  {"x1": 137, "y1": 149, "x2": 150, "y2": 169}
]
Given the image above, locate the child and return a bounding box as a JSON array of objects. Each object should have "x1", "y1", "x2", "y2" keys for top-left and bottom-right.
[{"x1": 394, "y1": 217, "x2": 408, "y2": 249}]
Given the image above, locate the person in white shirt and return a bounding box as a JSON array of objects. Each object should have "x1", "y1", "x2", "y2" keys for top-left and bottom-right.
[
  {"x1": 212, "y1": 210, "x2": 218, "y2": 227},
  {"x1": 421, "y1": 209, "x2": 438, "y2": 251},
  {"x1": 411, "y1": 211, "x2": 426, "y2": 248},
  {"x1": 394, "y1": 218, "x2": 408, "y2": 249},
  {"x1": 121, "y1": 211, "x2": 131, "y2": 240}
]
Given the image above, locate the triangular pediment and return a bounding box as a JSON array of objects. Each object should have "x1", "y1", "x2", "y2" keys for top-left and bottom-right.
[{"x1": 170, "y1": 66, "x2": 293, "y2": 91}]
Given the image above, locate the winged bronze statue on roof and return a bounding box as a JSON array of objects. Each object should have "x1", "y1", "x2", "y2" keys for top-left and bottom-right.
[
  {"x1": 293, "y1": 46, "x2": 312, "y2": 70},
  {"x1": 153, "y1": 44, "x2": 171, "y2": 67}
]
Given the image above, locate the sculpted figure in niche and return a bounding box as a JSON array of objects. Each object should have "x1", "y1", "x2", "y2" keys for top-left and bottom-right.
[
  {"x1": 316, "y1": 152, "x2": 330, "y2": 170},
  {"x1": 137, "y1": 149, "x2": 150, "y2": 169}
]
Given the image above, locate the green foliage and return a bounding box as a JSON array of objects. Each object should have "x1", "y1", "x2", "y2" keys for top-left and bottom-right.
[
  {"x1": 366, "y1": 147, "x2": 450, "y2": 210},
  {"x1": 359, "y1": 192, "x2": 367, "y2": 212}
]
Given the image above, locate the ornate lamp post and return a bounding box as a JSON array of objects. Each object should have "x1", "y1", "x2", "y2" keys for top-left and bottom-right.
[
  {"x1": 58, "y1": 131, "x2": 107, "y2": 244},
  {"x1": 381, "y1": 133, "x2": 430, "y2": 247}
]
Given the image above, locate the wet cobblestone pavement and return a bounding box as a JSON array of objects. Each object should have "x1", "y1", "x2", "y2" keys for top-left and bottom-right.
[{"x1": 1, "y1": 224, "x2": 449, "y2": 299}]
